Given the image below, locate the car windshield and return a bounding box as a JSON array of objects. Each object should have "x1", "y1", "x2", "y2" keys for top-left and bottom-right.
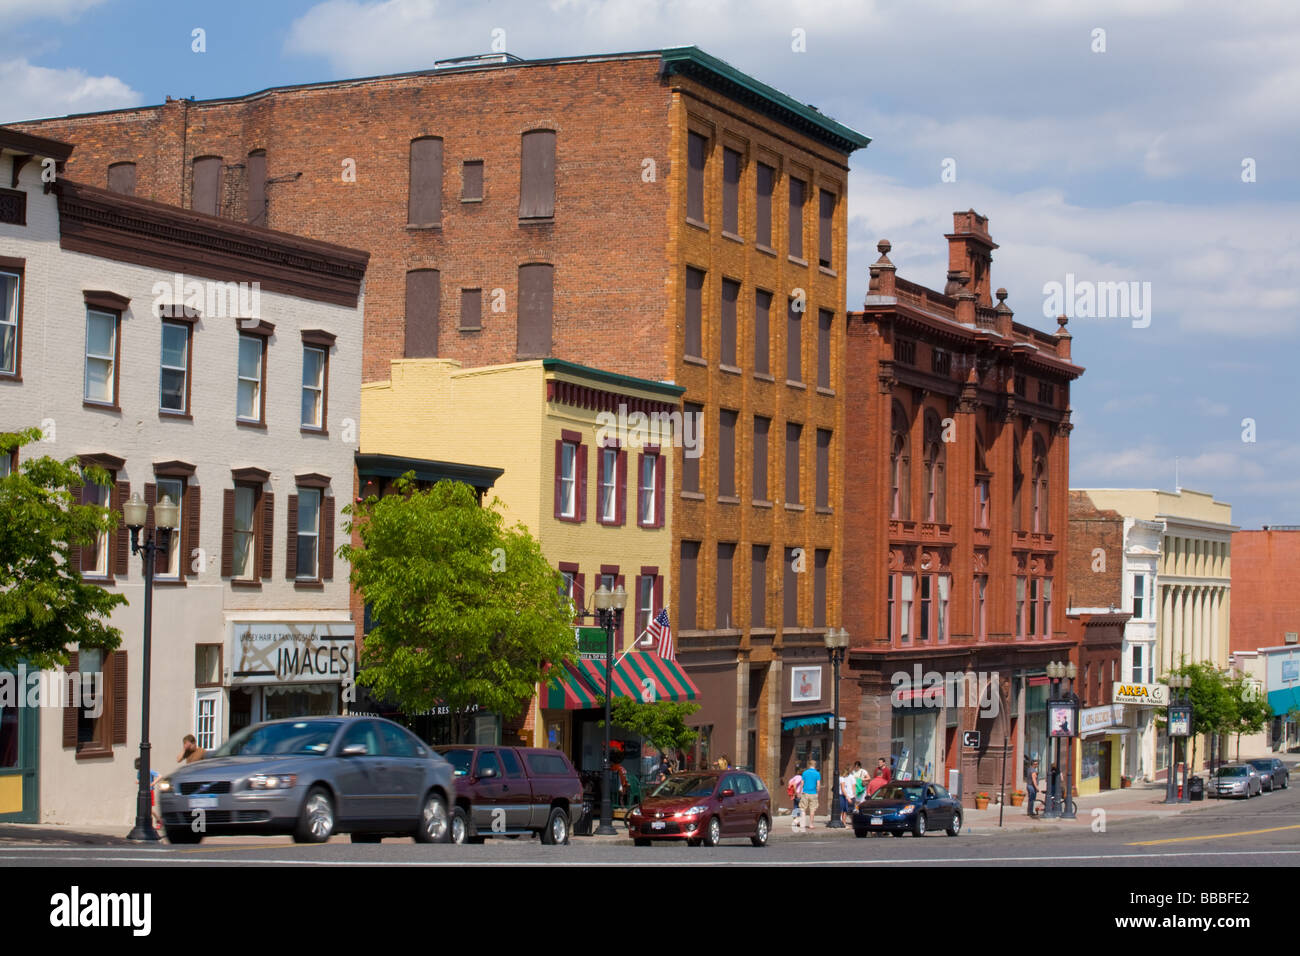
[
  {"x1": 1214, "y1": 767, "x2": 1247, "y2": 777},
  {"x1": 1248, "y1": 760, "x2": 1272, "y2": 770},
  {"x1": 652, "y1": 774, "x2": 719, "y2": 798},
  {"x1": 440, "y1": 749, "x2": 473, "y2": 776},
  {"x1": 869, "y1": 784, "x2": 925, "y2": 802},
  {"x1": 211, "y1": 720, "x2": 342, "y2": 756}
]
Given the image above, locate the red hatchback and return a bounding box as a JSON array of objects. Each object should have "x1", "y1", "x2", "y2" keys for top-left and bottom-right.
[{"x1": 628, "y1": 771, "x2": 771, "y2": 847}]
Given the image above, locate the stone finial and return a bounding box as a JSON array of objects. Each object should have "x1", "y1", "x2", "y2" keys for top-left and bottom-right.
[
  {"x1": 994, "y1": 288, "x2": 1012, "y2": 315},
  {"x1": 1055, "y1": 314, "x2": 1072, "y2": 360},
  {"x1": 1056, "y1": 313, "x2": 1070, "y2": 335},
  {"x1": 868, "y1": 239, "x2": 896, "y2": 297},
  {"x1": 875, "y1": 239, "x2": 893, "y2": 264}
]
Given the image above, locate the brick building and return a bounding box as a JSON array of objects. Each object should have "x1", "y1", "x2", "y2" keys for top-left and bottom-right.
[
  {"x1": 1229, "y1": 528, "x2": 1300, "y2": 656},
  {"x1": 841, "y1": 214, "x2": 1084, "y2": 800},
  {"x1": 12, "y1": 48, "x2": 871, "y2": 792}
]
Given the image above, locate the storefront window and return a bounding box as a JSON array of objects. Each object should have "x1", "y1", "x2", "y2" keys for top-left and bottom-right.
[
  {"x1": 891, "y1": 709, "x2": 937, "y2": 781},
  {"x1": 263, "y1": 684, "x2": 338, "y2": 721},
  {"x1": 1025, "y1": 682, "x2": 1048, "y2": 771}
]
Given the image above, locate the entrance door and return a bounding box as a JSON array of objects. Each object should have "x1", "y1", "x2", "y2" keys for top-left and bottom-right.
[
  {"x1": 0, "y1": 677, "x2": 38, "y2": 822},
  {"x1": 1099, "y1": 740, "x2": 1112, "y2": 791}
]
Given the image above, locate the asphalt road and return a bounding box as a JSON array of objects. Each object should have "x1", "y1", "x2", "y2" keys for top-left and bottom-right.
[{"x1": 2, "y1": 784, "x2": 1297, "y2": 867}]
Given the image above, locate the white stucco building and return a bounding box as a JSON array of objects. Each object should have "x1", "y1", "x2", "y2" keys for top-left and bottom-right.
[{"x1": 0, "y1": 126, "x2": 368, "y2": 826}]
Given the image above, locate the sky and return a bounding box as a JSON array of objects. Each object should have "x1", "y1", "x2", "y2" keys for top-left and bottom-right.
[{"x1": 2, "y1": 0, "x2": 1297, "y2": 529}]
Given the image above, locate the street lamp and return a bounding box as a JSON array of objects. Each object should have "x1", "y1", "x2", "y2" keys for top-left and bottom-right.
[
  {"x1": 122, "y1": 492, "x2": 179, "y2": 842},
  {"x1": 1044, "y1": 661, "x2": 1064, "y2": 818},
  {"x1": 823, "y1": 627, "x2": 850, "y2": 829},
  {"x1": 592, "y1": 583, "x2": 627, "y2": 837},
  {"x1": 1062, "y1": 660, "x2": 1078, "y2": 819},
  {"x1": 1164, "y1": 674, "x2": 1191, "y2": 805}
]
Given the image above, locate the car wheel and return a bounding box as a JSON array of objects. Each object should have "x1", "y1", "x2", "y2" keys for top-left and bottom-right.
[
  {"x1": 946, "y1": 811, "x2": 962, "y2": 837},
  {"x1": 703, "y1": 816, "x2": 722, "y2": 847},
  {"x1": 633, "y1": 838, "x2": 651, "y2": 847},
  {"x1": 541, "y1": 807, "x2": 570, "y2": 846},
  {"x1": 913, "y1": 812, "x2": 927, "y2": 838},
  {"x1": 854, "y1": 828, "x2": 868, "y2": 838},
  {"x1": 451, "y1": 806, "x2": 473, "y2": 845},
  {"x1": 415, "y1": 791, "x2": 450, "y2": 844},
  {"x1": 751, "y1": 815, "x2": 770, "y2": 847},
  {"x1": 165, "y1": 826, "x2": 201, "y2": 845},
  {"x1": 350, "y1": 833, "x2": 382, "y2": 844},
  {"x1": 293, "y1": 786, "x2": 334, "y2": 844}
]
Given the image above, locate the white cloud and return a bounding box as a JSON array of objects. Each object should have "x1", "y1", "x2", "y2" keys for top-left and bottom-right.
[
  {"x1": 0, "y1": 58, "x2": 139, "y2": 123},
  {"x1": 0, "y1": 0, "x2": 105, "y2": 25}
]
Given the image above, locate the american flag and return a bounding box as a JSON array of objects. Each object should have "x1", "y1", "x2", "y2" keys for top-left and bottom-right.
[{"x1": 648, "y1": 607, "x2": 674, "y2": 662}]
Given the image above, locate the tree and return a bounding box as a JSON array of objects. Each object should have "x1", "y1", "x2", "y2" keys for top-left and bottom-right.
[
  {"x1": 0, "y1": 429, "x2": 126, "y2": 670},
  {"x1": 340, "y1": 477, "x2": 575, "y2": 742},
  {"x1": 1229, "y1": 677, "x2": 1271, "y2": 761},
  {"x1": 1163, "y1": 662, "x2": 1233, "y2": 775},
  {"x1": 601, "y1": 697, "x2": 701, "y2": 758}
]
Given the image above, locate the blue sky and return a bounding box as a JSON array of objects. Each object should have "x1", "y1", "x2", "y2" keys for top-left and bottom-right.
[{"x1": 4, "y1": 0, "x2": 1297, "y2": 528}]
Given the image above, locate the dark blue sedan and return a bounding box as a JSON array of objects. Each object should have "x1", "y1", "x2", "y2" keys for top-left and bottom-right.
[{"x1": 852, "y1": 781, "x2": 963, "y2": 837}]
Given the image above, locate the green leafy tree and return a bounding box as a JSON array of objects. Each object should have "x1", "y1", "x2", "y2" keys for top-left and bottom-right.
[
  {"x1": 601, "y1": 697, "x2": 701, "y2": 757},
  {"x1": 0, "y1": 428, "x2": 127, "y2": 670},
  {"x1": 1229, "y1": 677, "x2": 1271, "y2": 761},
  {"x1": 1162, "y1": 662, "x2": 1234, "y2": 774},
  {"x1": 341, "y1": 477, "x2": 575, "y2": 742}
]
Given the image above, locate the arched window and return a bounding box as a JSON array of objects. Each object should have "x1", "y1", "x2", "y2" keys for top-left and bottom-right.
[
  {"x1": 1012, "y1": 429, "x2": 1025, "y2": 532},
  {"x1": 923, "y1": 410, "x2": 946, "y2": 522},
  {"x1": 890, "y1": 402, "x2": 910, "y2": 519},
  {"x1": 1032, "y1": 434, "x2": 1049, "y2": 533}
]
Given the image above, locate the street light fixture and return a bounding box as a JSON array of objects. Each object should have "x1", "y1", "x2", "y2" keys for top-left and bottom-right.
[
  {"x1": 1062, "y1": 661, "x2": 1078, "y2": 820},
  {"x1": 823, "y1": 627, "x2": 850, "y2": 829},
  {"x1": 1164, "y1": 674, "x2": 1191, "y2": 804},
  {"x1": 123, "y1": 492, "x2": 179, "y2": 842},
  {"x1": 591, "y1": 583, "x2": 627, "y2": 837},
  {"x1": 1044, "y1": 661, "x2": 1064, "y2": 818}
]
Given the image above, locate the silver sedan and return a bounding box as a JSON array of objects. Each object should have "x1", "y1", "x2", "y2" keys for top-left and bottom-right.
[
  {"x1": 157, "y1": 716, "x2": 455, "y2": 845},
  {"x1": 1208, "y1": 764, "x2": 1262, "y2": 799}
]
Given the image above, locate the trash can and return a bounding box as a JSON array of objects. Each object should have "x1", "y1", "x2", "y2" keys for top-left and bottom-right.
[{"x1": 1189, "y1": 776, "x2": 1204, "y2": 801}]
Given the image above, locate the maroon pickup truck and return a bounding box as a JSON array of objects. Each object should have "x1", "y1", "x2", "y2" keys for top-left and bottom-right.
[{"x1": 435, "y1": 746, "x2": 585, "y2": 845}]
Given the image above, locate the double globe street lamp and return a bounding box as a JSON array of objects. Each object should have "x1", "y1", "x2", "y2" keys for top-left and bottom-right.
[
  {"x1": 1044, "y1": 660, "x2": 1077, "y2": 819},
  {"x1": 122, "y1": 492, "x2": 179, "y2": 842},
  {"x1": 1164, "y1": 673, "x2": 1193, "y2": 805},
  {"x1": 823, "y1": 627, "x2": 850, "y2": 828},
  {"x1": 591, "y1": 583, "x2": 627, "y2": 837}
]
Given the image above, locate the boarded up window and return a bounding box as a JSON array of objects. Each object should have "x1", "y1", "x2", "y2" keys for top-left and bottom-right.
[
  {"x1": 682, "y1": 401, "x2": 702, "y2": 493},
  {"x1": 720, "y1": 278, "x2": 739, "y2": 367},
  {"x1": 192, "y1": 156, "x2": 222, "y2": 215},
  {"x1": 751, "y1": 545, "x2": 768, "y2": 627},
  {"x1": 408, "y1": 137, "x2": 443, "y2": 226},
  {"x1": 687, "y1": 131, "x2": 707, "y2": 222},
  {"x1": 460, "y1": 288, "x2": 482, "y2": 330},
  {"x1": 246, "y1": 151, "x2": 267, "y2": 225},
  {"x1": 716, "y1": 542, "x2": 735, "y2": 629},
  {"x1": 752, "y1": 415, "x2": 769, "y2": 501},
  {"x1": 107, "y1": 162, "x2": 136, "y2": 196},
  {"x1": 404, "y1": 269, "x2": 440, "y2": 358},
  {"x1": 786, "y1": 422, "x2": 802, "y2": 504},
  {"x1": 814, "y1": 549, "x2": 829, "y2": 628},
  {"x1": 783, "y1": 547, "x2": 799, "y2": 627},
  {"x1": 754, "y1": 289, "x2": 771, "y2": 374},
  {"x1": 517, "y1": 263, "x2": 553, "y2": 359},
  {"x1": 680, "y1": 540, "x2": 700, "y2": 630},
  {"x1": 788, "y1": 176, "x2": 805, "y2": 258},
  {"x1": 819, "y1": 189, "x2": 835, "y2": 268},
  {"x1": 816, "y1": 428, "x2": 831, "y2": 509},
  {"x1": 519, "y1": 130, "x2": 555, "y2": 219},
  {"x1": 755, "y1": 162, "x2": 774, "y2": 247},
  {"x1": 684, "y1": 267, "x2": 704, "y2": 359},
  {"x1": 722, "y1": 148, "x2": 741, "y2": 234},
  {"x1": 462, "y1": 160, "x2": 483, "y2": 200},
  {"x1": 818, "y1": 308, "x2": 833, "y2": 388},
  {"x1": 718, "y1": 408, "x2": 737, "y2": 497},
  {"x1": 787, "y1": 299, "x2": 802, "y2": 382}
]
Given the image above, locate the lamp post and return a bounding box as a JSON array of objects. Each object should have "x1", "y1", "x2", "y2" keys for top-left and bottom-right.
[
  {"x1": 122, "y1": 492, "x2": 179, "y2": 842},
  {"x1": 823, "y1": 627, "x2": 850, "y2": 829},
  {"x1": 592, "y1": 583, "x2": 627, "y2": 836},
  {"x1": 1062, "y1": 660, "x2": 1078, "y2": 819},
  {"x1": 1164, "y1": 674, "x2": 1190, "y2": 804},
  {"x1": 1044, "y1": 662, "x2": 1064, "y2": 818}
]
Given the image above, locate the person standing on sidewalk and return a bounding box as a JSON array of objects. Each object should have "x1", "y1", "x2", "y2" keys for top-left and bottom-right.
[
  {"x1": 800, "y1": 760, "x2": 822, "y2": 830},
  {"x1": 786, "y1": 770, "x2": 805, "y2": 831},
  {"x1": 1025, "y1": 757, "x2": 1040, "y2": 817}
]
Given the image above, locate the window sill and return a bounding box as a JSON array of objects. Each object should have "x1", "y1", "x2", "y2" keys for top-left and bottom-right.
[
  {"x1": 685, "y1": 217, "x2": 709, "y2": 232},
  {"x1": 300, "y1": 426, "x2": 329, "y2": 437},
  {"x1": 159, "y1": 410, "x2": 192, "y2": 421},
  {"x1": 683, "y1": 355, "x2": 708, "y2": 367},
  {"x1": 750, "y1": 626, "x2": 776, "y2": 637},
  {"x1": 819, "y1": 265, "x2": 836, "y2": 277},
  {"x1": 816, "y1": 386, "x2": 835, "y2": 397},
  {"x1": 719, "y1": 363, "x2": 742, "y2": 376},
  {"x1": 519, "y1": 216, "x2": 555, "y2": 225},
  {"x1": 83, "y1": 400, "x2": 120, "y2": 413},
  {"x1": 555, "y1": 514, "x2": 582, "y2": 524},
  {"x1": 82, "y1": 574, "x2": 114, "y2": 584},
  {"x1": 753, "y1": 372, "x2": 775, "y2": 383},
  {"x1": 153, "y1": 577, "x2": 186, "y2": 587},
  {"x1": 294, "y1": 580, "x2": 325, "y2": 590},
  {"x1": 784, "y1": 503, "x2": 806, "y2": 512},
  {"x1": 459, "y1": 325, "x2": 482, "y2": 332},
  {"x1": 230, "y1": 579, "x2": 263, "y2": 590},
  {"x1": 460, "y1": 197, "x2": 483, "y2": 204},
  {"x1": 721, "y1": 230, "x2": 744, "y2": 244},
  {"x1": 237, "y1": 419, "x2": 268, "y2": 430},
  {"x1": 788, "y1": 255, "x2": 808, "y2": 268},
  {"x1": 405, "y1": 223, "x2": 443, "y2": 231},
  {"x1": 815, "y1": 506, "x2": 833, "y2": 515},
  {"x1": 680, "y1": 490, "x2": 706, "y2": 501},
  {"x1": 74, "y1": 744, "x2": 115, "y2": 760},
  {"x1": 752, "y1": 499, "x2": 773, "y2": 509},
  {"x1": 785, "y1": 379, "x2": 806, "y2": 390},
  {"x1": 755, "y1": 244, "x2": 776, "y2": 258},
  {"x1": 717, "y1": 495, "x2": 740, "y2": 505}
]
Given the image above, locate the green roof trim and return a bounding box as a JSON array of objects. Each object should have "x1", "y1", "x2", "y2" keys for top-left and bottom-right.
[
  {"x1": 355, "y1": 453, "x2": 503, "y2": 489},
  {"x1": 660, "y1": 46, "x2": 871, "y2": 154},
  {"x1": 541, "y1": 358, "x2": 686, "y2": 398}
]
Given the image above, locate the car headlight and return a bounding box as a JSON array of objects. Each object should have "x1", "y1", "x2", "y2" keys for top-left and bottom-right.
[
  {"x1": 899, "y1": 804, "x2": 916, "y2": 815},
  {"x1": 677, "y1": 805, "x2": 709, "y2": 817},
  {"x1": 628, "y1": 805, "x2": 642, "y2": 817},
  {"x1": 156, "y1": 778, "x2": 173, "y2": 793},
  {"x1": 248, "y1": 773, "x2": 298, "y2": 790}
]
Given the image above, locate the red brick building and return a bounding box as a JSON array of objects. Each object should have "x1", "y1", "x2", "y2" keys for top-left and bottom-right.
[
  {"x1": 841, "y1": 213, "x2": 1085, "y2": 799},
  {"x1": 1230, "y1": 528, "x2": 1300, "y2": 654}
]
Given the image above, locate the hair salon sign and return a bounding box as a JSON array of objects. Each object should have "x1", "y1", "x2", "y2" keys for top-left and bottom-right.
[{"x1": 230, "y1": 621, "x2": 356, "y2": 685}]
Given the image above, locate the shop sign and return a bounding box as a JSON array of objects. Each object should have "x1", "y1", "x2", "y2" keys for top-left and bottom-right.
[
  {"x1": 1283, "y1": 660, "x2": 1299, "y2": 683},
  {"x1": 574, "y1": 626, "x2": 608, "y2": 660},
  {"x1": 1168, "y1": 705, "x2": 1192, "y2": 737},
  {"x1": 1080, "y1": 704, "x2": 1125, "y2": 735},
  {"x1": 230, "y1": 621, "x2": 355, "y2": 685},
  {"x1": 1048, "y1": 699, "x2": 1078, "y2": 737},
  {"x1": 1113, "y1": 682, "x2": 1168, "y2": 707}
]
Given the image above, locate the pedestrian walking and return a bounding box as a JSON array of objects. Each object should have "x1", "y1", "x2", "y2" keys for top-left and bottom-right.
[
  {"x1": 1025, "y1": 757, "x2": 1040, "y2": 817},
  {"x1": 786, "y1": 770, "x2": 805, "y2": 831},
  {"x1": 800, "y1": 760, "x2": 822, "y2": 829},
  {"x1": 839, "y1": 769, "x2": 856, "y2": 825}
]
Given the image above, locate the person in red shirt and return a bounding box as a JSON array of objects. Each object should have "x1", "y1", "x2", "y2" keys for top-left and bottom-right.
[{"x1": 876, "y1": 757, "x2": 892, "y2": 783}]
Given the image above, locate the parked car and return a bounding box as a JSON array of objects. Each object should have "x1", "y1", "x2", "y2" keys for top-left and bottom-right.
[
  {"x1": 1247, "y1": 758, "x2": 1289, "y2": 791},
  {"x1": 1208, "y1": 764, "x2": 1262, "y2": 799},
  {"x1": 627, "y1": 771, "x2": 771, "y2": 847},
  {"x1": 157, "y1": 716, "x2": 455, "y2": 845},
  {"x1": 435, "y1": 746, "x2": 585, "y2": 845},
  {"x1": 853, "y1": 780, "x2": 962, "y2": 837}
]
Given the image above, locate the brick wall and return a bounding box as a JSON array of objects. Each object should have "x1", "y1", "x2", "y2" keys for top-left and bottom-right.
[
  {"x1": 1231, "y1": 530, "x2": 1300, "y2": 654},
  {"x1": 1067, "y1": 490, "x2": 1124, "y2": 609}
]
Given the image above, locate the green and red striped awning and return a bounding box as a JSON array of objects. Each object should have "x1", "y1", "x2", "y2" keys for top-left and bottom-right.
[{"x1": 543, "y1": 653, "x2": 700, "y2": 710}]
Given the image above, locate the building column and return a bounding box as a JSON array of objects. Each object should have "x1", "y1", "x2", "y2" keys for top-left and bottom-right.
[
  {"x1": 1192, "y1": 587, "x2": 1203, "y2": 664},
  {"x1": 1172, "y1": 586, "x2": 1183, "y2": 668},
  {"x1": 1161, "y1": 585, "x2": 1174, "y2": 674}
]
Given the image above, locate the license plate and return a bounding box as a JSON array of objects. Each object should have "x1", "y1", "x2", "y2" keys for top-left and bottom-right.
[
  {"x1": 651, "y1": 821, "x2": 665, "y2": 830},
  {"x1": 871, "y1": 816, "x2": 883, "y2": 826},
  {"x1": 189, "y1": 796, "x2": 219, "y2": 810}
]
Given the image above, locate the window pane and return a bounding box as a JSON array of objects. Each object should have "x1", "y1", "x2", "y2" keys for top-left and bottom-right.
[
  {"x1": 238, "y1": 336, "x2": 262, "y2": 379},
  {"x1": 302, "y1": 348, "x2": 323, "y2": 388},
  {"x1": 161, "y1": 323, "x2": 187, "y2": 368},
  {"x1": 237, "y1": 380, "x2": 259, "y2": 419},
  {"x1": 298, "y1": 489, "x2": 320, "y2": 533},
  {"x1": 87, "y1": 311, "x2": 115, "y2": 357},
  {"x1": 85, "y1": 358, "x2": 113, "y2": 402},
  {"x1": 301, "y1": 386, "x2": 321, "y2": 426},
  {"x1": 0, "y1": 323, "x2": 13, "y2": 375},
  {"x1": 158, "y1": 478, "x2": 183, "y2": 575},
  {"x1": 161, "y1": 368, "x2": 186, "y2": 411}
]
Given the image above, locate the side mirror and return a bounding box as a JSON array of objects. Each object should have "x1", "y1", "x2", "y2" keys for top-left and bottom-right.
[
  {"x1": 478, "y1": 766, "x2": 498, "y2": 780},
  {"x1": 341, "y1": 744, "x2": 368, "y2": 757},
  {"x1": 720, "y1": 788, "x2": 735, "y2": 799}
]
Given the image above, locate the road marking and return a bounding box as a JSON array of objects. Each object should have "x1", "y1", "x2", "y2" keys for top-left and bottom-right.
[{"x1": 1127, "y1": 823, "x2": 1300, "y2": 846}]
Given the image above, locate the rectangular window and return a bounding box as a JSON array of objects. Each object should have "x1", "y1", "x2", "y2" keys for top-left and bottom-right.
[
  {"x1": 404, "y1": 268, "x2": 441, "y2": 358},
  {"x1": 687, "y1": 132, "x2": 707, "y2": 224},
  {"x1": 638, "y1": 451, "x2": 660, "y2": 526},
  {"x1": 976, "y1": 478, "x2": 990, "y2": 528},
  {"x1": 462, "y1": 160, "x2": 483, "y2": 201},
  {"x1": 680, "y1": 541, "x2": 700, "y2": 630},
  {"x1": 784, "y1": 548, "x2": 799, "y2": 628},
  {"x1": 192, "y1": 156, "x2": 221, "y2": 216},
  {"x1": 920, "y1": 575, "x2": 932, "y2": 640},
  {"x1": 1132, "y1": 574, "x2": 1145, "y2": 619},
  {"x1": 937, "y1": 575, "x2": 949, "y2": 642},
  {"x1": 755, "y1": 162, "x2": 774, "y2": 248},
  {"x1": 754, "y1": 289, "x2": 772, "y2": 375},
  {"x1": 785, "y1": 422, "x2": 802, "y2": 504},
  {"x1": 974, "y1": 575, "x2": 987, "y2": 640},
  {"x1": 1041, "y1": 578, "x2": 1053, "y2": 636},
  {"x1": 899, "y1": 574, "x2": 913, "y2": 643},
  {"x1": 231, "y1": 485, "x2": 257, "y2": 580},
  {"x1": 460, "y1": 288, "x2": 482, "y2": 331},
  {"x1": 237, "y1": 334, "x2": 265, "y2": 423},
  {"x1": 84, "y1": 309, "x2": 118, "y2": 406},
  {"x1": 716, "y1": 542, "x2": 735, "y2": 629},
  {"x1": 1130, "y1": 644, "x2": 1144, "y2": 685},
  {"x1": 751, "y1": 545, "x2": 768, "y2": 627},
  {"x1": 682, "y1": 402, "x2": 702, "y2": 493},
  {"x1": 598, "y1": 447, "x2": 620, "y2": 524},
  {"x1": 195, "y1": 691, "x2": 221, "y2": 752},
  {"x1": 107, "y1": 162, "x2": 136, "y2": 196},
  {"x1": 637, "y1": 574, "x2": 655, "y2": 641},
  {"x1": 814, "y1": 549, "x2": 829, "y2": 629},
  {"x1": 408, "y1": 137, "x2": 443, "y2": 227},
  {"x1": 156, "y1": 477, "x2": 184, "y2": 578},
  {"x1": 517, "y1": 264, "x2": 553, "y2": 360},
  {"x1": 295, "y1": 487, "x2": 321, "y2": 581},
  {"x1": 684, "y1": 267, "x2": 704, "y2": 360},
  {"x1": 815, "y1": 428, "x2": 831, "y2": 510},
  {"x1": 83, "y1": 476, "x2": 111, "y2": 577},
  {"x1": 301, "y1": 345, "x2": 326, "y2": 429},
  {"x1": 558, "y1": 441, "x2": 577, "y2": 519},
  {"x1": 1016, "y1": 576, "x2": 1027, "y2": 638},
  {"x1": 887, "y1": 575, "x2": 895, "y2": 642},
  {"x1": 718, "y1": 409, "x2": 737, "y2": 498},
  {"x1": 519, "y1": 130, "x2": 556, "y2": 219},
  {"x1": 753, "y1": 416, "x2": 770, "y2": 501},
  {"x1": 720, "y1": 278, "x2": 739, "y2": 367},
  {"x1": 1, "y1": 269, "x2": 20, "y2": 376},
  {"x1": 1029, "y1": 578, "x2": 1039, "y2": 636},
  {"x1": 159, "y1": 320, "x2": 190, "y2": 414},
  {"x1": 786, "y1": 299, "x2": 802, "y2": 382},
  {"x1": 722, "y1": 148, "x2": 741, "y2": 235},
  {"x1": 818, "y1": 189, "x2": 835, "y2": 269},
  {"x1": 817, "y1": 309, "x2": 832, "y2": 389},
  {"x1": 788, "y1": 176, "x2": 805, "y2": 259},
  {"x1": 196, "y1": 644, "x2": 222, "y2": 687}
]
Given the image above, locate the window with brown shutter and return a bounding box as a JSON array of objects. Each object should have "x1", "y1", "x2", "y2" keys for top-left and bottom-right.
[
  {"x1": 686, "y1": 132, "x2": 707, "y2": 224},
  {"x1": 320, "y1": 493, "x2": 335, "y2": 581},
  {"x1": 517, "y1": 263, "x2": 553, "y2": 360},
  {"x1": 754, "y1": 289, "x2": 771, "y2": 375},
  {"x1": 814, "y1": 550, "x2": 829, "y2": 628},
  {"x1": 247, "y1": 150, "x2": 267, "y2": 225},
  {"x1": 681, "y1": 402, "x2": 702, "y2": 493},
  {"x1": 112, "y1": 650, "x2": 128, "y2": 745},
  {"x1": 788, "y1": 176, "x2": 805, "y2": 259},
  {"x1": 751, "y1": 545, "x2": 768, "y2": 627},
  {"x1": 716, "y1": 542, "x2": 735, "y2": 629},
  {"x1": 408, "y1": 137, "x2": 443, "y2": 227},
  {"x1": 184, "y1": 482, "x2": 201, "y2": 582},
  {"x1": 816, "y1": 429, "x2": 831, "y2": 510},
  {"x1": 783, "y1": 547, "x2": 799, "y2": 628},
  {"x1": 404, "y1": 269, "x2": 440, "y2": 358},
  {"x1": 684, "y1": 267, "x2": 704, "y2": 360},
  {"x1": 260, "y1": 490, "x2": 275, "y2": 580},
  {"x1": 722, "y1": 148, "x2": 741, "y2": 236},
  {"x1": 755, "y1": 163, "x2": 774, "y2": 248},
  {"x1": 1, "y1": 257, "x2": 25, "y2": 381},
  {"x1": 720, "y1": 278, "x2": 739, "y2": 368},
  {"x1": 460, "y1": 288, "x2": 482, "y2": 331},
  {"x1": 679, "y1": 541, "x2": 700, "y2": 630},
  {"x1": 752, "y1": 415, "x2": 769, "y2": 502},
  {"x1": 107, "y1": 162, "x2": 136, "y2": 196},
  {"x1": 817, "y1": 309, "x2": 833, "y2": 389},
  {"x1": 462, "y1": 160, "x2": 483, "y2": 201},
  {"x1": 554, "y1": 433, "x2": 584, "y2": 523},
  {"x1": 718, "y1": 409, "x2": 737, "y2": 498},
  {"x1": 286, "y1": 493, "x2": 299, "y2": 580},
  {"x1": 519, "y1": 130, "x2": 555, "y2": 219},
  {"x1": 61, "y1": 651, "x2": 79, "y2": 748},
  {"x1": 112, "y1": 480, "x2": 129, "y2": 577},
  {"x1": 818, "y1": 189, "x2": 835, "y2": 269},
  {"x1": 654, "y1": 454, "x2": 665, "y2": 527},
  {"x1": 192, "y1": 156, "x2": 222, "y2": 216},
  {"x1": 785, "y1": 422, "x2": 802, "y2": 504},
  {"x1": 64, "y1": 648, "x2": 125, "y2": 758},
  {"x1": 786, "y1": 299, "x2": 802, "y2": 383}
]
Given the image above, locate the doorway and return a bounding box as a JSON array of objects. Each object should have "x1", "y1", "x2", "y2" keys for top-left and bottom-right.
[{"x1": 1098, "y1": 740, "x2": 1113, "y2": 791}]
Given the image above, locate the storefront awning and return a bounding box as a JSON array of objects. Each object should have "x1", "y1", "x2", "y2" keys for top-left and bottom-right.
[
  {"x1": 543, "y1": 653, "x2": 701, "y2": 710},
  {"x1": 782, "y1": 713, "x2": 833, "y2": 732}
]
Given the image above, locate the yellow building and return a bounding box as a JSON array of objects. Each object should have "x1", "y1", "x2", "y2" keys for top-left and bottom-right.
[{"x1": 362, "y1": 357, "x2": 694, "y2": 763}]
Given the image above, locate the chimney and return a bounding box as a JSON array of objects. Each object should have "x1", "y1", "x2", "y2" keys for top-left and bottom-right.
[{"x1": 945, "y1": 210, "x2": 998, "y2": 307}]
